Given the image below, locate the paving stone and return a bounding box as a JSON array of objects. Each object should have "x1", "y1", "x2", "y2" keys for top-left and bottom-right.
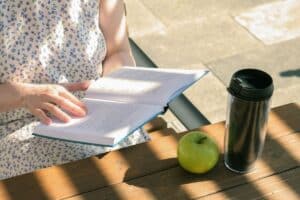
[
  {"x1": 208, "y1": 37, "x2": 300, "y2": 108},
  {"x1": 140, "y1": 0, "x2": 278, "y2": 25},
  {"x1": 125, "y1": 0, "x2": 300, "y2": 124},
  {"x1": 128, "y1": 14, "x2": 263, "y2": 67},
  {"x1": 124, "y1": 0, "x2": 167, "y2": 39},
  {"x1": 235, "y1": 0, "x2": 300, "y2": 44},
  {"x1": 180, "y1": 64, "x2": 228, "y2": 123},
  {"x1": 158, "y1": 64, "x2": 228, "y2": 124},
  {"x1": 125, "y1": 0, "x2": 265, "y2": 67}
]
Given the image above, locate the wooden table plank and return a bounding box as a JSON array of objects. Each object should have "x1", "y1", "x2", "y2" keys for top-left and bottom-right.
[
  {"x1": 148, "y1": 127, "x2": 176, "y2": 140},
  {"x1": 0, "y1": 103, "x2": 299, "y2": 200},
  {"x1": 267, "y1": 102, "x2": 300, "y2": 137},
  {"x1": 62, "y1": 130, "x2": 300, "y2": 200},
  {"x1": 198, "y1": 167, "x2": 300, "y2": 200},
  {"x1": 0, "y1": 123, "x2": 177, "y2": 200}
]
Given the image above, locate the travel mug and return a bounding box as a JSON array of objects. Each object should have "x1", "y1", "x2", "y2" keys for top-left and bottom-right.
[{"x1": 224, "y1": 68, "x2": 274, "y2": 173}]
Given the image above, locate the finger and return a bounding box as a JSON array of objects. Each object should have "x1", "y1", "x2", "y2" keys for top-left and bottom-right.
[
  {"x1": 59, "y1": 90, "x2": 88, "y2": 112},
  {"x1": 32, "y1": 108, "x2": 52, "y2": 125},
  {"x1": 42, "y1": 103, "x2": 71, "y2": 123},
  {"x1": 41, "y1": 90, "x2": 87, "y2": 115},
  {"x1": 62, "y1": 81, "x2": 90, "y2": 92},
  {"x1": 55, "y1": 96, "x2": 86, "y2": 117}
]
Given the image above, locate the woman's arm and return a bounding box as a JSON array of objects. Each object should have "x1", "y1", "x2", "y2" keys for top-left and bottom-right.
[{"x1": 99, "y1": 0, "x2": 135, "y2": 76}]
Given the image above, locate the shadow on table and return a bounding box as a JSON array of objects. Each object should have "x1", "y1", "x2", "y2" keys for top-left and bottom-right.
[
  {"x1": 2, "y1": 173, "x2": 51, "y2": 200},
  {"x1": 1, "y1": 104, "x2": 299, "y2": 200},
  {"x1": 116, "y1": 120, "x2": 191, "y2": 199},
  {"x1": 123, "y1": 103, "x2": 300, "y2": 199},
  {"x1": 58, "y1": 117, "x2": 180, "y2": 200},
  {"x1": 121, "y1": 120, "x2": 263, "y2": 199},
  {"x1": 123, "y1": 150, "x2": 268, "y2": 200},
  {"x1": 264, "y1": 103, "x2": 300, "y2": 194},
  {"x1": 272, "y1": 102, "x2": 300, "y2": 132},
  {"x1": 60, "y1": 117, "x2": 183, "y2": 200},
  {"x1": 0, "y1": 117, "x2": 171, "y2": 200},
  {"x1": 202, "y1": 103, "x2": 300, "y2": 199}
]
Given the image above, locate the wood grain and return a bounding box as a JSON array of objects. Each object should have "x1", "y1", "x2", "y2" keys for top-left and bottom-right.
[
  {"x1": 198, "y1": 167, "x2": 300, "y2": 200},
  {"x1": 0, "y1": 103, "x2": 299, "y2": 200},
  {"x1": 0, "y1": 118, "x2": 176, "y2": 200},
  {"x1": 63, "y1": 131, "x2": 300, "y2": 200}
]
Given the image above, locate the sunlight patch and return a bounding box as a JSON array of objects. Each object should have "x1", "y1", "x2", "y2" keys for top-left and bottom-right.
[
  {"x1": 69, "y1": 0, "x2": 82, "y2": 24},
  {"x1": 86, "y1": 30, "x2": 99, "y2": 60},
  {"x1": 54, "y1": 21, "x2": 64, "y2": 48},
  {"x1": 39, "y1": 43, "x2": 52, "y2": 68},
  {"x1": 235, "y1": 0, "x2": 300, "y2": 44}
]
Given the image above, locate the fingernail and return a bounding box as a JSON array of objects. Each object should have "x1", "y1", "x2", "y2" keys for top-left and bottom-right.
[
  {"x1": 83, "y1": 106, "x2": 88, "y2": 113},
  {"x1": 46, "y1": 119, "x2": 52, "y2": 125},
  {"x1": 80, "y1": 104, "x2": 88, "y2": 112},
  {"x1": 81, "y1": 102, "x2": 87, "y2": 109},
  {"x1": 77, "y1": 108, "x2": 86, "y2": 117}
]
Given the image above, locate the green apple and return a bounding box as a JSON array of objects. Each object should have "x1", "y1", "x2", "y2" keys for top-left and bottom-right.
[{"x1": 177, "y1": 131, "x2": 219, "y2": 174}]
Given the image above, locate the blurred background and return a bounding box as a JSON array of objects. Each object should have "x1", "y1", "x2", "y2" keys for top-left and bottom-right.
[{"x1": 124, "y1": 0, "x2": 300, "y2": 131}]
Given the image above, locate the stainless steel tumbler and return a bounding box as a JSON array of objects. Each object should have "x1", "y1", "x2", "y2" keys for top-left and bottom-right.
[{"x1": 224, "y1": 69, "x2": 274, "y2": 173}]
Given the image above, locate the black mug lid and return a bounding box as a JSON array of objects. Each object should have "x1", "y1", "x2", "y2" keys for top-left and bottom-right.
[{"x1": 228, "y1": 68, "x2": 274, "y2": 101}]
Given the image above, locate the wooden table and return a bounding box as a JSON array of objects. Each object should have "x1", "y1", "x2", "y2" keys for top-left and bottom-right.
[{"x1": 0, "y1": 103, "x2": 299, "y2": 200}]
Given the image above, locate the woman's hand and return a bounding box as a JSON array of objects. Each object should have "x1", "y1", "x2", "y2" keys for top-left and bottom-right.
[{"x1": 16, "y1": 81, "x2": 90, "y2": 125}]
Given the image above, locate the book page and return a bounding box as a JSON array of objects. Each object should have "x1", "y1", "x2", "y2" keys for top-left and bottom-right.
[
  {"x1": 86, "y1": 67, "x2": 208, "y2": 106},
  {"x1": 34, "y1": 99, "x2": 163, "y2": 146}
]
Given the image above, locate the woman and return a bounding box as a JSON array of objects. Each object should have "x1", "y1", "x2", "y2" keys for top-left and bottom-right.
[{"x1": 0, "y1": 0, "x2": 148, "y2": 179}]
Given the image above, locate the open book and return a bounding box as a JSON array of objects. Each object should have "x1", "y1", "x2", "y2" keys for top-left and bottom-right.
[{"x1": 33, "y1": 67, "x2": 208, "y2": 146}]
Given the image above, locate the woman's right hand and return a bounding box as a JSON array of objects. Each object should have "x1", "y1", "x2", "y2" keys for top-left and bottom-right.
[{"x1": 13, "y1": 82, "x2": 89, "y2": 125}]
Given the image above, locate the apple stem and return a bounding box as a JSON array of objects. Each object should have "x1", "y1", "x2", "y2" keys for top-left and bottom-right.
[{"x1": 197, "y1": 136, "x2": 207, "y2": 144}]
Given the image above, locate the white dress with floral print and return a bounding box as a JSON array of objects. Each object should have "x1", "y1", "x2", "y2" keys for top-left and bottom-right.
[{"x1": 0, "y1": 0, "x2": 149, "y2": 180}]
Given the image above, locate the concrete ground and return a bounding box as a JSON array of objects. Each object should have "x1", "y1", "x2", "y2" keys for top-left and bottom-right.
[{"x1": 124, "y1": 0, "x2": 300, "y2": 131}]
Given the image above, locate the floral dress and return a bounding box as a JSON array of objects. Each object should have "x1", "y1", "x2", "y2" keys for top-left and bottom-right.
[{"x1": 0, "y1": 0, "x2": 149, "y2": 180}]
